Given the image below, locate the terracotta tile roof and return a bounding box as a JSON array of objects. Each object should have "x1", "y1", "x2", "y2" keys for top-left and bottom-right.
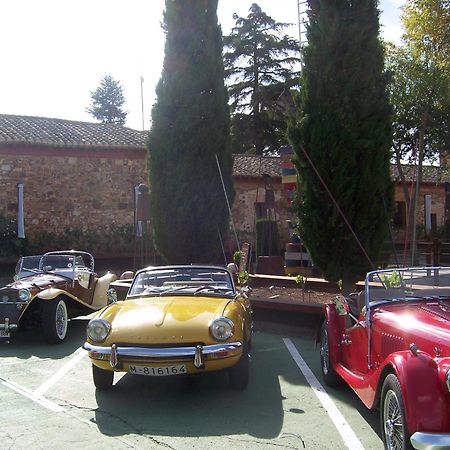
[
  {"x1": 391, "y1": 163, "x2": 450, "y2": 184},
  {"x1": 0, "y1": 114, "x2": 146, "y2": 149},
  {"x1": 1, "y1": 114, "x2": 448, "y2": 184},
  {"x1": 232, "y1": 154, "x2": 281, "y2": 178},
  {"x1": 233, "y1": 153, "x2": 450, "y2": 184}
]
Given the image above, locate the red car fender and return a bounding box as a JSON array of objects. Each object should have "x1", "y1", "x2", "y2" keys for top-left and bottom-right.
[{"x1": 380, "y1": 351, "x2": 450, "y2": 432}]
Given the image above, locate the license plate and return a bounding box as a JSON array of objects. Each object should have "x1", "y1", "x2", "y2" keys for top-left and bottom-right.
[
  {"x1": 0, "y1": 330, "x2": 10, "y2": 338},
  {"x1": 128, "y1": 364, "x2": 187, "y2": 376}
]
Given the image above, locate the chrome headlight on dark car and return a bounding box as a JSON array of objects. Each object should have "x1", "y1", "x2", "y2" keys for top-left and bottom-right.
[
  {"x1": 210, "y1": 317, "x2": 234, "y2": 341},
  {"x1": 87, "y1": 319, "x2": 111, "y2": 342},
  {"x1": 18, "y1": 288, "x2": 31, "y2": 302}
]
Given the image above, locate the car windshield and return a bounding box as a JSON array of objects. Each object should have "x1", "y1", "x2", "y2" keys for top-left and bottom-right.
[
  {"x1": 366, "y1": 267, "x2": 450, "y2": 307},
  {"x1": 14, "y1": 255, "x2": 43, "y2": 279},
  {"x1": 128, "y1": 267, "x2": 235, "y2": 298},
  {"x1": 39, "y1": 254, "x2": 86, "y2": 272}
]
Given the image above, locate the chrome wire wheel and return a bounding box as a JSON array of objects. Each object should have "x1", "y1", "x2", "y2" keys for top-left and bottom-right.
[
  {"x1": 43, "y1": 298, "x2": 68, "y2": 344},
  {"x1": 383, "y1": 389, "x2": 404, "y2": 450},
  {"x1": 320, "y1": 325, "x2": 330, "y2": 375},
  {"x1": 381, "y1": 374, "x2": 411, "y2": 450},
  {"x1": 55, "y1": 300, "x2": 68, "y2": 340},
  {"x1": 319, "y1": 321, "x2": 342, "y2": 387}
]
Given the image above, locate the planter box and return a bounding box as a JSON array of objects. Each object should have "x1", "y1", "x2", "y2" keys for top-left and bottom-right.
[
  {"x1": 284, "y1": 266, "x2": 322, "y2": 278},
  {"x1": 256, "y1": 256, "x2": 284, "y2": 276}
]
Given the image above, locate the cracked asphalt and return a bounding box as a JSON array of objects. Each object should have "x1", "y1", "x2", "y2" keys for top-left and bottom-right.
[{"x1": 0, "y1": 318, "x2": 383, "y2": 450}]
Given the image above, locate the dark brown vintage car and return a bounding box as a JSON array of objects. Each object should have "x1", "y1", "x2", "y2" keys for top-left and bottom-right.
[{"x1": 0, "y1": 250, "x2": 117, "y2": 343}]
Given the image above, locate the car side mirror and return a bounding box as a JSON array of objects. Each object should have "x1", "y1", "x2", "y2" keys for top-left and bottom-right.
[
  {"x1": 107, "y1": 288, "x2": 118, "y2": 304},
  {"x1": 240, "y1": 285, "x2": 252, "y2": 295}
]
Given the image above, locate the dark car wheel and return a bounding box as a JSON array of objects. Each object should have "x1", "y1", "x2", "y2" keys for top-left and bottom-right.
[
  {"x1": 93, "y1": 364, "x2": 114, "y2": 390},
  {"x1": 42, "y1": 297, "x2": 68, "y2": 344},
  {"x1": 381, "y1": 374, "x2": 412, "y2": 450},
  {"x1": 229, "y1": 340, "x2": 249, "y2": 390},
  {"x1": 319, "y1": 320, "x2": 342, "y2": 387}
]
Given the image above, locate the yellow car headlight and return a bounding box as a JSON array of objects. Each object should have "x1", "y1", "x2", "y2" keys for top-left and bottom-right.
[
  {"x1": 87, "y1": 319, "x2": 111, "y2": 342},
  {"x1": 210, "y1": 317, "x2": 234, "y2": 341}
]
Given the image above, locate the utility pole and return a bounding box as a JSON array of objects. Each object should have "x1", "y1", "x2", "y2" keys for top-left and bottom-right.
[
  {"x1": 297, "y1": 1, "x2": 309, "y2": 44},
  {"x1": 297, "y1": 0, "x2": 309, "y2": 66},
  {"x1": 140, "y1": 76, "x2": 145, "y2": 131}
]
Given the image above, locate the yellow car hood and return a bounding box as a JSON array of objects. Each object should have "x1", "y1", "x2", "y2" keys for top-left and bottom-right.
[{"x1": 99, "y1": 295, "x2": 235, "y2": 345}]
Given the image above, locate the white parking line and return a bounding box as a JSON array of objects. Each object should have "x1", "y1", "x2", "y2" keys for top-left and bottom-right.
[
  {"x1": 0, "y1": 347, "x2": 87, "y2": 413},
  {"x1": 0, "y1": 377, "x2": 64, "y2": 412},
  {"x1": 283, "y1": 338, "x2": 364, "y2": 450},
  {"x1": 34, "y1": 346, "x2": 86, "y2": 396}
]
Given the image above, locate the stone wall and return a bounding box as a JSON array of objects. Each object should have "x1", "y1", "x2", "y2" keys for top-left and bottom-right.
[
  {"x1": 229, "y1": 176, "x2": 292, "y2": 251},
  {"x1": 0, "y1": 145, "x2": 148, "y2": 254},
  {"x1": 1, "y1": 144, "x2": 447, "y2": 258},
  {"x1": 393, "y1": 182, "x2": 447, "y2": 240},
  {"x1": 0, "y1": 145, "x2": 292, "y2": 257}
]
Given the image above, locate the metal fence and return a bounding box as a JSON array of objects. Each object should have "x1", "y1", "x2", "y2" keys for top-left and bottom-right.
[{"x1": 381, "y1": 240, "x2": 450, "y2": 267}]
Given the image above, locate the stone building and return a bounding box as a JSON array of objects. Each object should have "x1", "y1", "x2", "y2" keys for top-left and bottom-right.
[
  {"x1": 0, "y1": 114, "x2": 147, "y2": 255},
  {"x1": 1, "y1": 113, "x2": 448, "y2": 259}
]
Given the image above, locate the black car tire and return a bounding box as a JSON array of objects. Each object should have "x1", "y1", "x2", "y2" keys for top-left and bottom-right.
[
  {"x1": 380, "y1": 374, "x2": 412, "y2": 450},
  {"x1": 92, "y1": 364, "x2": 114, "y2": 390},
  {"x1": 42, "y1": 297, "x2": 68, "y2": 344},
  {"x1": 229, "y1": 339, "x2": 249, "y2": 389},
  {"x1": 319, "y1": 320, "x2": 342, "y2": 387}
]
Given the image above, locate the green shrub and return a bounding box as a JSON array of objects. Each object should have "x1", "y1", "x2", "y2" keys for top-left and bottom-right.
[
  {"x1": 0, "y1": 212, "x2": 26, "y2": 258},
  {"x1": 0, "y1": 208, "x2": 138, "y2": 259}
]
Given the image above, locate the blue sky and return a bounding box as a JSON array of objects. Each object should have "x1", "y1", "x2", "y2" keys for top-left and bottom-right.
[{"x1": 0, "y1": 0, "x2": 404, "y2": 131}]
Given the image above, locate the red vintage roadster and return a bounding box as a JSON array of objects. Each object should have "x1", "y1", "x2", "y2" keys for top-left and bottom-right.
[{"x1": 319, "y1": 267, "x2": 450, "y2": 450}]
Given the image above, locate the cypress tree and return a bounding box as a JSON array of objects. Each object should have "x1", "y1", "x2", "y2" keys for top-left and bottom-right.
[
  {"x1": 288, "y1": 0, "x2": 393, "y2": 287},
  {"x1": 147, "y1": 0, "x2": 234, "y2": 264}
]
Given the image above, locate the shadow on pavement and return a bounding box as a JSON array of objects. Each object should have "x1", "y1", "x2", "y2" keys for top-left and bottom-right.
[
  {"x1": 93, "y1": 333, "x2": 284, "y2": 440},
  {"x1": 0, "y1": 319, "x2": 87, "y2": 359}
]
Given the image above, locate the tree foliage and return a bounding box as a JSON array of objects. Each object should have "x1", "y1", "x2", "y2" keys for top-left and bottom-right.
[
  {"x1": 223, "y1": 3, "x2": 301, "y2": 155},
  {"x1": 288, "y1": 0, "x2": 393, "y2": 286},
  {"x1": 87, "y1": 74, "x2": 127, "y2": 125},
  {"x1": 385, "y1": 0, "x2": 450, "y2": 254},
  {"x1": 147, "y1": 0, "x2": 234, "y2": 264}
]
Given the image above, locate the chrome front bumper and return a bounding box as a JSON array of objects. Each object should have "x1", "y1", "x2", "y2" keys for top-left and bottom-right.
[
  {"x1": 83, "y1": 341, "x2": 242, "y2": 369},
  {"x1": 411, "y1": 432, "x2": 450, "y2": 450},
  {"x1": 0, "y1": 319, "x2": 18, "y2": 332}
]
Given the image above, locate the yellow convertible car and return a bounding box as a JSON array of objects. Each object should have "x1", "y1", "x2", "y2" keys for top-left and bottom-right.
[{"x1": 83, "y1": 265, "x2": 253, "y2": 390}]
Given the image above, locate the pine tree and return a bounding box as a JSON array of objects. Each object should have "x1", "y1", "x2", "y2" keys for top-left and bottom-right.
[
  {"x1": 288, "y1": 0, "x2": 393, "y2": 287},
  {"x1": 147, "y1": 0, "x2": 234, "y2": 264},
  {"x1": 224, "y1": 4, "x2": 300, "y2": 155},
  {"x1": 87, "y1": 74, "x2": 127, "y2": 125}
]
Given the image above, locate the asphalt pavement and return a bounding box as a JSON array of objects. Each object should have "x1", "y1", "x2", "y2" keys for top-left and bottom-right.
[{"x1": 0, "y1": 318, "x2": 383, "y2": 450}]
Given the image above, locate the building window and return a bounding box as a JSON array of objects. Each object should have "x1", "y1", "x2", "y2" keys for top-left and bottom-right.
[{"x1": 393, "y1": 201, "x2": 406, "y2": 228}]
